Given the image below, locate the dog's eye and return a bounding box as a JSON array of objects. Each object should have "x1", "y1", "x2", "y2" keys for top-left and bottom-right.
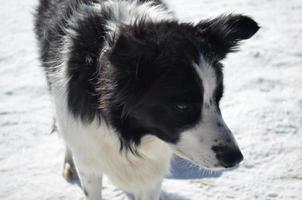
[{"x1": 174, "y1": 104, "x2": 192, "y2": 112}]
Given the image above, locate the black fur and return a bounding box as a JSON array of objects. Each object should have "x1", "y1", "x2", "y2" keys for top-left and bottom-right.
[
  {"x1": 34, "y1": 0, "x2": 259, "y2": 151},
  {"x1": 196, "y1": 14, "x2": 260, "y2": 61},
  {"x1": 66, "y1": 11, "x2": 107, "y2": 122},
  {"x1": 35, "y1": 0, "x2": 105, "y2": 122}
]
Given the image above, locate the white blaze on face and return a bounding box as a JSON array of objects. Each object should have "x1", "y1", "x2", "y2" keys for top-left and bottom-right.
[{"x1": 175, "y1": 59, "x2": 239, "y2": 169}]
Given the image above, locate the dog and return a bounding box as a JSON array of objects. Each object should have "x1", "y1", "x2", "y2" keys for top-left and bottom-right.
[{"x1": 34, "y1": 0, "x2": 259, "y2": 199}]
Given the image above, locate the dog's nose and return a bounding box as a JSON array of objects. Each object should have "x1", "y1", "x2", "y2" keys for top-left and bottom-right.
[{"x1": 216, "y1": 148, "x2": 244, "y2": 168}]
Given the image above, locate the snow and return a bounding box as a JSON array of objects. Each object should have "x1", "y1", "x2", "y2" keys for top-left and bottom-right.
[{"x1": 0, "y1": 0, "x2": 301, "y2": 199}]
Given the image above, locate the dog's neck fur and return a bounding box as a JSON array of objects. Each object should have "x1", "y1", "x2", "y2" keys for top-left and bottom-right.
[
  {"x1": 101, "y1": 0, "x2": 174, "y2": 43},
  {"x1": 103, "y1": 0, "x2": 174, "y2": 25}
]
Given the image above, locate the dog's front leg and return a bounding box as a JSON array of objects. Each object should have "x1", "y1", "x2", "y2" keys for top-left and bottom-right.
[
  {"x1": 62, "y1": 147, "x2": 79, "y2": 182},
  {"x1": 76, "y1": 162, "x2": 103, "y2": 200},
  {"x1": 135, "y1": 181, "x2": 162, "y2": 200}
]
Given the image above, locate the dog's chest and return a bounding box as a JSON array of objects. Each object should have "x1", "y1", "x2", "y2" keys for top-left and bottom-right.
[{"x1": 52, "y1": 88, "x2": 172, "y2": 192}]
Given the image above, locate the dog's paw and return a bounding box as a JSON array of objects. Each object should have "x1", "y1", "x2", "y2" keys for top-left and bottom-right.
[{"x1": 62, "y1": 162, "x2": 79, "y2": 182}]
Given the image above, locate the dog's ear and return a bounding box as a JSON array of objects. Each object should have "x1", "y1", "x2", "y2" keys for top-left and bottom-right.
[{"x1": 196, "y1": 14, "x2": 259, "y2": 60}]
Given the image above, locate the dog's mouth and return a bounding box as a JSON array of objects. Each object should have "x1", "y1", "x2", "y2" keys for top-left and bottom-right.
[
  {"x1": 174, "y1": 146, "x2": 243, "y2": 170},
  {"x1": 175, "y1": 148, "x2": 195, "y2": 163},
  {"x1": 174, "y1": 148, "x2": 221, "y2": 170}
]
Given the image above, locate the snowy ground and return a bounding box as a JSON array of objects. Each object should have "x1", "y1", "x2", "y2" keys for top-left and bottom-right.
[{"x1": 0, "y1": 0, "x2": 302, "y2": 199}]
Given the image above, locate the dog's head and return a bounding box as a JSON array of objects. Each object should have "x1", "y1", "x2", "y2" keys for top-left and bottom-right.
[{"x1": 105, "y1": 14, "x2": 259, "y2": 169}]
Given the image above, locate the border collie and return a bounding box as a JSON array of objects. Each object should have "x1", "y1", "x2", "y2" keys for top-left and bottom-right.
[{"x1": 34, "y1": 0, "x2": 259, "y2": 199}]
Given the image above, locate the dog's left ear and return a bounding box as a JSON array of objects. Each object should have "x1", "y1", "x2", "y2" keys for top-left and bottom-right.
[{"x1": 196, "y1": 14, "x2": 259, "y2": 60}]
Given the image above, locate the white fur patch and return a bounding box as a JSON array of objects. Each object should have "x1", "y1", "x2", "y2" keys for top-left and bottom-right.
[
  {"x1": 193, "y1": 61, "x2": 217, "y2": 104},
  {"x1": 52, "y1": 65, "x2": 172, "y2": 194}
]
